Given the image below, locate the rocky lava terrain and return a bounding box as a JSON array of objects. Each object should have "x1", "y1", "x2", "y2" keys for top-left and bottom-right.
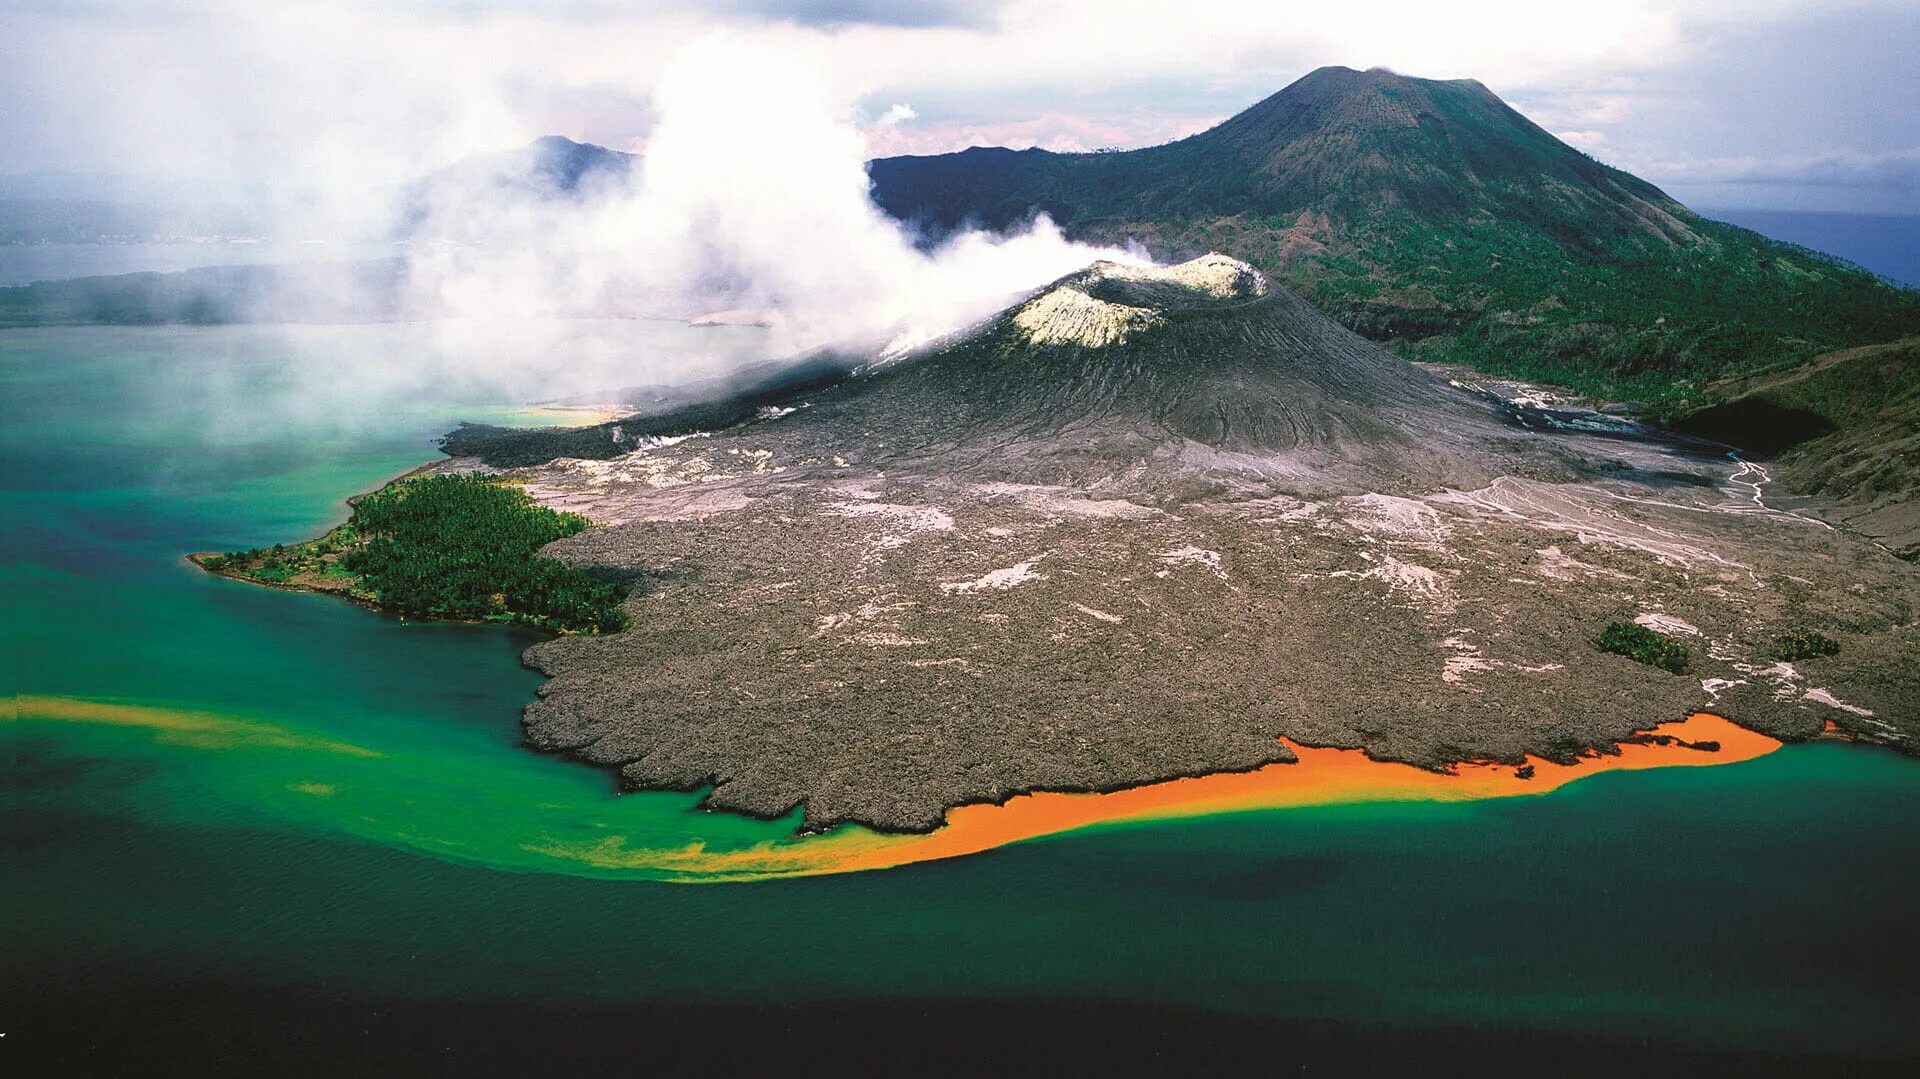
[{"x1": 448, "y1": 255, "x2": 1920, "y2": 833}]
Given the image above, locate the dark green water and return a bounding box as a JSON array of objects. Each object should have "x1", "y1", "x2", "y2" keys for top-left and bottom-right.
[{"x1": 5, "y1": 325, "x2": 1918, "y2": 1072}]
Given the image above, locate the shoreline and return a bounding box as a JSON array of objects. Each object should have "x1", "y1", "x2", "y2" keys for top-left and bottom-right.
[
  {"x1": 189, "y1": 549, "x2": 542, "y2": 631},
  {"x1": 180, "y1": 481, "x2": 1821, "y2": 873},
  {"x1": 20, "y1": 693, "x2": 1789, "y2": 883},
  {"x1": 185, "y1": 455, "x2": 530, "y2": 629},
  {"x1": 172, "y1": 458, "x2": 1860, "y2": 879},
  {"x1": 188, "y1": 550, "x2": 398, "y2": 617},
  {"x1": 184, "y1": 447, "x2": 413, "y2": 606},
  {"x1": 532, "y1": 712, "x2": 1785, "y2": 881}
]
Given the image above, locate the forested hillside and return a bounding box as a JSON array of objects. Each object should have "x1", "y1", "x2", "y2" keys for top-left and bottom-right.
[{"x1": 869, "y1": 66, "x2": 1920, "y2": 411}]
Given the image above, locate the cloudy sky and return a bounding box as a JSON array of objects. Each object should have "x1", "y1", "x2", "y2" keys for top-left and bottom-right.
[{"x1": 4, "y1": 0, "x2": 1916, "y2": 212}]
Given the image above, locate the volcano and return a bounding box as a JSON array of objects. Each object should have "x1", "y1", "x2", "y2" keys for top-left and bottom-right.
[
  {"x1": 867, "y1": 67, "x2": 1920, "y2": 408},
  {"x1": 442, "y1": 256, "x2": 1920, "y2": 832},
  {"x1": 744, "y1": 253, "x2": 1546, "y2": 495},
  {"x1": 449, "y1": 254, "x2": 1563, "y2": 493}
]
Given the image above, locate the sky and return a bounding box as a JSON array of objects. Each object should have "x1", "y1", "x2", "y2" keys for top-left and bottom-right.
[{"x1": 2, "y1": 0, "x2": 1916, "y2": 213}]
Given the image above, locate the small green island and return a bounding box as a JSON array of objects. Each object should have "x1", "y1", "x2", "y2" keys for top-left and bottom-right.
[{"x1": 194, "y1": 473, "x2": 630, "y2": 633}]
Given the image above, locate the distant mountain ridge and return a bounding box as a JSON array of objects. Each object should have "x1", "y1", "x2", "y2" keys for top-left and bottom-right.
[
  {"x1": 0, "y1": 135, "x2": 636, "y2": 245},
  {"x1": 397, "y1": 135, "x2": 636, "y2": 231},
  {"x1": 8, "y1": 68, "x2": 1917, "y2": 414},
  {"x1": 866, "y1": 65, "x2": 1920, "y2": 411},
  {"x1": 422, "y1": 135, "x2": 636, "y2": 197},
  {"x1": 874, "y1": 67, "x2": 1691, "y2": 248}
]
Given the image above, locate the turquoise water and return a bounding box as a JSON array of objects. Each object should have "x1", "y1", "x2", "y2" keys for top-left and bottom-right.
[{"x1": 5, "y1": 325, "x2": 1918, "y2": 1069}]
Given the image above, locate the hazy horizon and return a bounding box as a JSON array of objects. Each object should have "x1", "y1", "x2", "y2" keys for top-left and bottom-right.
[
  {"x1": 2, "y1": 3, "x2": 1914, "y2": 370},
  {"x1": 3, "y1": 2, "x2": 1916, "y2": 216}
]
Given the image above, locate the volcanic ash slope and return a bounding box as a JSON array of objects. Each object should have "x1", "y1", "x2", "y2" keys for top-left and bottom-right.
[{"x1": 492, "y1": 255, "x2": 1920, "y2": 833}]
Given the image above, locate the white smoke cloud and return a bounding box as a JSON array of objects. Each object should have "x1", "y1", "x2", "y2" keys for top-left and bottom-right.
[{"x1": 396, "y1": 33, "x2": 1143, "y2": 374}]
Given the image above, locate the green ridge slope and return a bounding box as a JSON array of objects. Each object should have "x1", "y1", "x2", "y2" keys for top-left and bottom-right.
[{"x1": 869, "y1": 66, "x2": 1920, "y2": 410}]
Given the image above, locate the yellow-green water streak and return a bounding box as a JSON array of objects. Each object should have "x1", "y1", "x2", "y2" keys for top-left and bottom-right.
[
  {"x1": 14, "y1": 694, "x2": 884, "y2": 882},
  {"x1": 13, "y1": 695, "x2": 1783, "y2": 884}
]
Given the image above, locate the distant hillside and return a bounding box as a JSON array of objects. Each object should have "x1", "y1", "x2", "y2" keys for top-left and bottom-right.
[
  {"x1": 1682, "y1": 338, "x2": 1920, "y2": 558},
  {"x1": 0, "y1": 137, "x2": 641, "y2": 322},
  {"x1": 0, "y1": 261, "x2": 409, "y2": 327},
  {"x1": 419, "y1": 135, "x2": 635, "y2": 198},
  {"x1": 0, "y1": 137, "x2": 635, "y2": 245},
  {"x1": 396, "y1": 136, "x2": 637, "y2": 234},
  {"x1": 868, "y1": 66, "x2": 1920, "y2": 411}
]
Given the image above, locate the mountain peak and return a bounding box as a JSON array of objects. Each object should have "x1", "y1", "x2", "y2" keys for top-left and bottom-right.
[
  {"x1": 1207, "y1": 63, "x2": 1517, "y2": 148},
  {"x1": 1287, "y1": 64, "x2": 1498, "y2": 96},
  {"x1": 403, "y1": 135, "x2": 637, "y2": 232},
  {"x1": 859, "y1": 70, "x2": 1918, "y2": 429},
  {"x1": 869, "y1": 62, "x2": 1683, "y2": 251}
]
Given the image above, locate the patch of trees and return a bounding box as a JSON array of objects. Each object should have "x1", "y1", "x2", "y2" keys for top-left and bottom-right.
[
  {"x1": 1773, "y1": 628, "x2": 1840, "y2": 662},
  {"x1": 1594, "y1": 620, "x2": 1690, "y2": 674},
  {"x1": 208, "y1": 474, "x2": 629, "y2": 634},
  {"x1": 342, "y1": 475, "x2": 629, "y2": 633}
]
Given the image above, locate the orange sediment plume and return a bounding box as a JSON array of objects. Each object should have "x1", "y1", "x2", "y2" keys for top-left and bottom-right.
[
  {"x1": 13, "y1": 694, "x2": 384, "y2": 758},
  {"x1": 820, "y1": 712, "x2": 1778, "y2": 876},
  {"x1": 542, "y1": 713, "x2": 1781, "y2": 881},
  {"x1": 13, "y1": 695, "x2": 1782, "y2": 882}
]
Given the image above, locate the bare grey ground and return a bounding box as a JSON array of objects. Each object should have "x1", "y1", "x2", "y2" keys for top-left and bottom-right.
[{"x1": 467, "y1": 257, "x2": 1920, "y2": 833}]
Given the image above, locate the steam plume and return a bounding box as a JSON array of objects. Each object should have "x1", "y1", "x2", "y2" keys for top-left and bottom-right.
[{"x1": 401, "y1": 34, "x2": 1145, "y2": 370}]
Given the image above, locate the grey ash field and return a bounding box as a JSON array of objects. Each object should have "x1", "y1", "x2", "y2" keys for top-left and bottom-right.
[{"x1": 443, "y1": 255, "x2": 1920, "y2": 833}]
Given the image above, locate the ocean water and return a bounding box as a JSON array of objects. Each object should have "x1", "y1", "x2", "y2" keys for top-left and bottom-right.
[
  {"x1": 0, "y1": 241, "x2": 410, "y2": 287},
  {"x1": 4, "y1": 324, "x2": 1919, "y2": 1072},
  {"x1": 1704, "y1": 208, "x2": 1920, "y2": 288}
]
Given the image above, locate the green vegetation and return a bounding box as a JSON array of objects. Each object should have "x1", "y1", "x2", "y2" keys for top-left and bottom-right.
[
  {"x1": 1594, "y1": 621, "x2": 1690, "y2": 674},
  {"x1": 1683, "y1": 338, "x2": 1918, "y2": 435},
  {"x1": 201, "y1": 474, "x2": 629, "y2": 633},
  {"x1": 198, "y1": 533, "x2": 359, "y2": 588},
  {"x1": 1114, "y1": 199, "x2": 1917, "y2": 415},
  {"x1": 1671, "y1": 339, "x2": 1920, "y2": 559},
  {"x1": 1773, "y1": 628, "x2": 1840, "y2": 662},
  {"x1": 1680, "y1": 337, "x2": 1920, "y2": 468},
  {"x1": 1317, "y1": 213, "x2": 1916, "y2": 415},
  {"x1": 869, "y1": 66, "x2": 1920, "y2": 415}
]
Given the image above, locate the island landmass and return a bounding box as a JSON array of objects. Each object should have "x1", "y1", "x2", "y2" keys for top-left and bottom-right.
[{"x1": 185, "y1": 68, "x2": 1920, "y2": 839}]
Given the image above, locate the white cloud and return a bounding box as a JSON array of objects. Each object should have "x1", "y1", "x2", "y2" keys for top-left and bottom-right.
[
  {"x1": 1, "y1": 1, "x2": 1911, "y2": 212},
  {"x1": 399, "y1": 34, "x2": 1145, "y2": 361},
  {"x1": 863, "y1": 109, "x2": 1220, "y2": 158},
  {"x1": 1628, "y1": 148, "x2": 1920, "y2": 188}
]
